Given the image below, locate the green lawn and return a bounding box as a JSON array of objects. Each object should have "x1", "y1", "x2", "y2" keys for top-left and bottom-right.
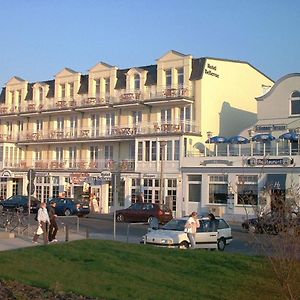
[{"x1": 0, "y1": 240, "x2": 299, "y2": 300}]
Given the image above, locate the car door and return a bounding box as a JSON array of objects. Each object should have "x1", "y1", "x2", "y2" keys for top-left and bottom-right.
[
  {"x1": 54, "y1": 199, "x2": 65, "y2": 215},
  {"x1": 194, "y1": 220, "x2": 218, "y2": 249}
]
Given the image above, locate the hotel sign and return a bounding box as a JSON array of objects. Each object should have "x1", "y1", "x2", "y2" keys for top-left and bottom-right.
[
  {"x1": 204, "y1": 63, "x2": 220, "y2": 78},
  {"x1": 201, "y1": 160, "x2": 233, "y2": 166},
  {"x1": 246, "y1": 157, "x2": 294, "y2": 166}
]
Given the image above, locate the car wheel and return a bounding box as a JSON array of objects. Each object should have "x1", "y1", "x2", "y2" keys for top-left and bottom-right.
[
  {"x1": 116, "y1": 214, "x2": 124, "y2": 222},
  {"x1": 178, "y1": 241, "x2": 189, "y2": 249},
  {"x1": 217, "y1": 237, "x2": 226, "y2": 251},
  {"x1": 147, "y1": 216, "x2": 155, "y2": 224},
  {"x1": 64, "y1": 209, "x2": 71, "y2": 216}
]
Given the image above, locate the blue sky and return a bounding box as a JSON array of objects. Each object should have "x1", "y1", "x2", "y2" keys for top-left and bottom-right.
[{"x1": 0, "y1": 0, "x2": 299, "y2": 88}]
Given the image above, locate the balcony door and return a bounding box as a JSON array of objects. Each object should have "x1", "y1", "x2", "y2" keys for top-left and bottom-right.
[
  {"x1": 91, "y1": 114, "x2": 100, "y2": 137},
  {"x1": 106, "y1": 113, "x2": 115, "y2": 135}
]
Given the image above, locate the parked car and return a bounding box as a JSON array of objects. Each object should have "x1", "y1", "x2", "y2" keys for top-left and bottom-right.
[
  {"x1": 142, "y1": 216, "x2": 233, "y2": 250},
  {"x1": 0, "y1": 195, "x2": 40, "y2": 213},
  {"x1": 47, "y1": 197, "x2": 90, "y2": 217},
  {"x1": 242, "y1": 211, "x2": 298, "y2": 234},
  {"x1": 116, "y1": 203, "x2": 173, "y2": 224}
]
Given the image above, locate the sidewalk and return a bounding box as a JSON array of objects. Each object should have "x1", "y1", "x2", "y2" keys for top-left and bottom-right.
[{"x1": 0, "y1": 227, "x2": 86, "y2": 252}]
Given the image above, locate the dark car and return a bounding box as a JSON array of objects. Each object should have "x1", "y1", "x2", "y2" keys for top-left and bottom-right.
[
  {"x1": 116, "y1": 203, "x2": 173, "y2": 224},
  {"x1": 242, "y1": 211, "x2": 298, "y2": 234},
  {"x1": 0, "y1": 195, "x2": 40, "y2": 213},
  {"x1": 47, "y1": 197, "x2": 90, "y2": 217}
]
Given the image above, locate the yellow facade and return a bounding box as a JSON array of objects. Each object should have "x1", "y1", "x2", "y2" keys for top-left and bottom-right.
[{"x1": 0, "y1": 50, "x2": 273, "y2": 215}]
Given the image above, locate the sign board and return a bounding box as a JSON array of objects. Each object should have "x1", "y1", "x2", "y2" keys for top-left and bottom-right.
[
  {"x1": 27, "y1": 169, "x2": 36, "y2": 181},
  {"x1": 100, "y1": 170, "x2": 112, "y2": 180}
]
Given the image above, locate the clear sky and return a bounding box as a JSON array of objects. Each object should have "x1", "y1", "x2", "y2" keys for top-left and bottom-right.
[{"x1": 0, "y1": 0, "x2": 299, "y2": 88}]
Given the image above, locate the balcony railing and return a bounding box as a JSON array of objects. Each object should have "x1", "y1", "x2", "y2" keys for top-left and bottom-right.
[
  {"x1": 187, "y1": 142, "x2": 300, "y2": 157},
  {"x1": 0, "y1": 86, "x2": 194, "y2": 116},
  {"x1": 18, "y1": 121, "x2": 200, "y2": 143},
  {"x1": 4, "y1": 159, "x2": 135, "y2": 172}
]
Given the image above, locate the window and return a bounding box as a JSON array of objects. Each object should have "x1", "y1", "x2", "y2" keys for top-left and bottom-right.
[
  {"x1": 188, "y1": 175, "x2": 202, "y2": 203},
  {"x1": 161, "y1": 108, "x2": 171, "y2": 123},
  {"x1": 209, "y1": 175, "x2": 228, "y2": 204},
  {"x1": 70, "y1": 82, "x2": 74, "y2": 98},
  {"x1": 145, "y1": 141, "x2": 150, "y2": 161},
  {"x1": 39, "y1": 87, "x2": 43, "y2": 101},
  {"x1": 138, "y1": 141, "x2": 143, "y2": 161},
  {"x1": 36, "y1": 119, "x2": 43, "y2": 131},
  {"x1": 151, "y1": 141, "x2": 157, "y2": 161},
  {"x1": 91, "y1": 114, "x2": 100, "y2": 137},
  {"x1": 132, "y1": 111, "x2": 142, "y2": 124},
  {"x1": 61, "y1": 84, "x2": 66, "y2": 98},
  {"x1": 95, "y1": 79, "x2": 100, "y2": 95},
  {"x1": 134, "y1": 74, "x2": 140, "y2": 90},
  {"x1": 165, "y1": 69, "x2": 172, "y2": 87},
  {"x1": 55, "y1": 147, "x2": 64, "y2": 161},
  {"x1": 69, "y1": 147, "x2": 77, "y2": 168},
  {"x1": 90, "y1": 146, "x2": 99, "y2": 160},
  {"x1": 291, "y1": 91, "x2": 300, "y2": 115},
  {"x1": 105, "y1": 78, "x2": 110, "y2": 94},
  {"x1": 167, "y1": 140, "x2": 172, "y2": 160},
  {"x1": 104, "y1": 145, "x2": 113, "y2": 160},
  {"x1": 237, "y1": 175, "x2": 258, "y2": 205},
  {"x1": 35, "y1": 148, "x2": 42, "y2": 161},
  {"x1": 174, "y1": 140, "x2": 180, "y2": 160},
  {"x1": 57, "y1": 117, "x2": 64, "y2": 130},
  {"x1": 177, "y1": 67, "x2": 184, "y2": 86}
]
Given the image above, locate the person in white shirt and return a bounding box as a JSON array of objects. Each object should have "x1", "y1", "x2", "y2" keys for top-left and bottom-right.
[
  {"x1": 184, "y1": 211, "x2": 200, "y2": 249},
  {"x1": 32, "y1": 202, "x2": 50, "y2": 244}
]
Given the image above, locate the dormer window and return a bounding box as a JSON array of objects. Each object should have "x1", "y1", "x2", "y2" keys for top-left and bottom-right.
[
  {"x1": 70, "y1": 82, "x2": 74, "y2": 98},
  {"x1": 105, "y1": 77, "x2": 110, "y2": 94},
  {"x1": 165, "y1": 69, "x2": 172, "y2": 87},
  {"x1": 177, "y1": 68, "x2": 184, "y2": 86},
  {"x1": 134, "y1": 74, "x2": 140, "y2": 90},
  {"x1": 95, "y1": 79, "x2": 100, "y2": 95},
  {"x1": 61, "y1": 84, "x2": 66, "y2": 98},
  {"x1": 39, "y1": 87, "x2": 43, "y2": 101},
  {"x1": 291, "y1": 90, "x2": 300, "y2": 115}
]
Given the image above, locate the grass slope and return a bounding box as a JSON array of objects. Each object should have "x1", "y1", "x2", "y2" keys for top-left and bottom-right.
[{"x1": 0, "y1": 240, "x2": 299, "y2": 300}]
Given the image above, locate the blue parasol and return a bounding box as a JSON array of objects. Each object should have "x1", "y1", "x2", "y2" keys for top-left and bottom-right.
[
  {"x1": 205, "y1": 136, "x2": 227, "y2": 143},
  {"x1": 252, "y1": 133, "x2": 276, "y2": 142},
  {"x1": 227, "y1": 135, "x2": 249, "y2": 144},
  {"x1": 278, "y1": 132, "x2": 295, "y2": 141}
]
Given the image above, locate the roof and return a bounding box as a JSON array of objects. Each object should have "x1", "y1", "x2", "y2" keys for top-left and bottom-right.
[{"x1": 256, "y1": 73, "x2": 300, "y2": 101}]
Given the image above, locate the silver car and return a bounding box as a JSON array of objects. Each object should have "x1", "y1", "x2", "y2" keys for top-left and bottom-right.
[{"x1": 142, "y1": 216, "x2": 232, "y2": 250}]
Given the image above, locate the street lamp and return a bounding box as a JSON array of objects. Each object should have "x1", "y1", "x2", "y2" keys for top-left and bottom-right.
[
  {"x1": 248, "y1": 129, "x2": 254, "y2": 156},
  {"x1": 207, "y1": 131, "x2": 212, "y2": 156},
  {"x1": 159, "y1": 141, "x2": 167, "y2": 205}
]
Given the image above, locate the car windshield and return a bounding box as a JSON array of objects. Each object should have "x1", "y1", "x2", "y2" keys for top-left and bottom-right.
[{"x1": 161, "y1": 219, "x2": 187, "y2": 231}]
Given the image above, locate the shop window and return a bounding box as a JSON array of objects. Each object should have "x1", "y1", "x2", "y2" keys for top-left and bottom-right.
[
  {"x1": 209, "y1": 175, "x2": 228, "y2": 204},
  {"x1": 237, "y1": 175, "x2": 258, "y2": 205}
]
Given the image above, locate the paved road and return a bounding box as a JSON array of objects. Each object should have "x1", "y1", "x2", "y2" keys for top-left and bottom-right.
[
  {"x1": 0, "y1": 213, "x2": 268, "y2": 255},
  {"x1": 60, "y1": 214, "x2": 265, "y2": 255}
]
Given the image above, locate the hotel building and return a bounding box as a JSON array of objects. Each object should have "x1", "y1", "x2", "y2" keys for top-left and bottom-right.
[{"x1": 0, "y1": 50, "x2": 273, "y2": 216}]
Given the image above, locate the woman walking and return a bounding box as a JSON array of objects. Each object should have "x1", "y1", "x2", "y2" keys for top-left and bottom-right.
[{"x1": 184, "y1": 212, "x2": 200, "y2": 249}]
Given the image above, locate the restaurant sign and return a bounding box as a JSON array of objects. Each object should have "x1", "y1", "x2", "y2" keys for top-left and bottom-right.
[{"x1": 246, "y1": 157, "x2": 294, "y2": 166}]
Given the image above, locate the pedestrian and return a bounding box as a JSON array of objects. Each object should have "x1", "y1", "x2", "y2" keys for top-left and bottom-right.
[
  {"x1": 32, "y1": 202, "x2": 50, "y2": 244},
  {"x1": 208, "y1": 212, "x2": 218, "y2": 231},
  {"x1": 48, "y1": 201, "x2": 58, "y2": 243},
  {"x1": 184, "y1": 211, "x2": 200, "y2": 249}
]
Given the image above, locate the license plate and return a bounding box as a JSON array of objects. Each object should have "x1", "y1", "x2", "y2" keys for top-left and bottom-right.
[
  {"x1": 165, "y1": 212, "x2": 170, "y2": 214},
  {"x1": 82, "y1": 205, "x2": 89, "y2": 208}
]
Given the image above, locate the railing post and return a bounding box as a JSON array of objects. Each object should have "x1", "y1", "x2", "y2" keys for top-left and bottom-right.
[{"x1": 65, "y1": 224, "x2": 69, "y2": 242}]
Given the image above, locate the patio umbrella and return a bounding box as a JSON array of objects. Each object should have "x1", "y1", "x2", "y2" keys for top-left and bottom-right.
[
  {"x1": 252, "y1": 133, "x2": 275, "y2": 156},
  {"x1": 278, "y1": 132, "x2": 295, "y2": 141},
  {"x1": 227, "y1": 136, "x2": 249, "y2": 156},
  {"x1": 205, "y1": 136, "x2": 227, "y2": 156},
  {"x1": 205, "y1": 136, "x2": 227, "y2": 143},
  {"x1": 227, "y1": 135, "x2": 249, "y2": 144},
  {"x1": 251, "y1": 133, "x2": 276, "y2": 142}
]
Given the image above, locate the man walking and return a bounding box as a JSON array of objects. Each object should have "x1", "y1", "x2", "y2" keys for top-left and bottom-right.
[
  {"x1": 48, "y1": 201, "x2": 58, "y2": 242},
  {"x1": 32, "y1": 202, "x2": 50, "y2": 245}
]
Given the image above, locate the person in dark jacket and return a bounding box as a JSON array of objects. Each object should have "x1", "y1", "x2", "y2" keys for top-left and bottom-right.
[{"x1": 48, "y1": 201, "x2": 58, "y2": 242}]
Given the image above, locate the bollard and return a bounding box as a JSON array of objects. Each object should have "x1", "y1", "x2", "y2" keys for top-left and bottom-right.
[
  {"x1": 65, "y1": 225, "x2": 69, "y2": 242},
  {"x1": 86, "y1": 227, "x2": 89, "y2": 239}
]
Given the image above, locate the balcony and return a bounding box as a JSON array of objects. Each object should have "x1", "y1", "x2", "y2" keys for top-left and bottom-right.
[
  {"x1": 3, "y1": 159, "x2": 135, "y2": 173},
  {"x1": 17, "y1": 121, "x2": 200, "y2": 144}
]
